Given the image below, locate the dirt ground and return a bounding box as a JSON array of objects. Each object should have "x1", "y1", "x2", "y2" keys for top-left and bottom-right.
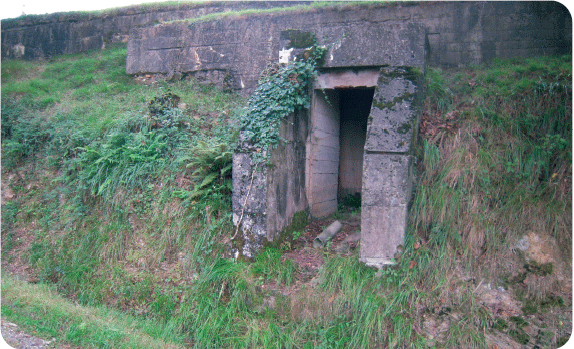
[{"x1": 1, "y1": 319, "x2": 58, "y2": 349}]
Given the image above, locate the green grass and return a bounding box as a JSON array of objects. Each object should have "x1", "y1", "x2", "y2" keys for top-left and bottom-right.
[
  {"x1": 1, "y1": 42, "x2": 571, "y2": 348},
  {"x1": 163, "y1": 1, "x2": 403, "y2": 26},
  {"x1": 415, "y1": 54, "x2": 572, "y2": 300},
  {"x1": 1, "y1": 274, "x2": 186, "y2": 348}
]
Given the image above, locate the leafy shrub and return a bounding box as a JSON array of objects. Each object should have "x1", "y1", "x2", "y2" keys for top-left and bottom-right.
[
  {"x1": 239, "y1": 46, "x2": 326, "y2": 161},
  {"x1": 1, "y1": 107, "x2": 50, "y2": 168},
  {"x1": 148, "y1": 92, "x2": 181, "y2": 116}
]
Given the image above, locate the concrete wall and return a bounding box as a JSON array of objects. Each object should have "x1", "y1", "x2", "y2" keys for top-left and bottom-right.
[
  {"x1": 126, "y1": 6, "x2": 425, "y2": 94},
  {"x1": 232, "y1": 110, "x2": 309, "y2": 258},
  {"x1": 122, "y1": 1, "x2": 570, "y2": 94},
  {"x1": 360, "y1": 67, "x2": 422, "y2": 267},
  {"x1": 4, "y1": 2, "x2": 569, "y2": 68},
  {"x1": 306, "y1": 89, "x2": 340, "y2": 218},
  {"x1": 1, "y1": 1, "x2": 302, "y2": 60}
]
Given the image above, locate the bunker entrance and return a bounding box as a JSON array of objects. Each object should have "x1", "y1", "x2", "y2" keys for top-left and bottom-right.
[
  {"x1": 307, "y1": 80, "x2": 376, "y2": 218},
  {"x1": 338, "y1": 88, "x2": 374, "y2": 206}
]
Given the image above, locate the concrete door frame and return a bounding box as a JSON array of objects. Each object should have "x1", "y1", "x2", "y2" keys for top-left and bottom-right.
[
  {"x1": 308, "y1": 67, "x2": 420, "y2": 267},
  {"x1": 306, "y1": 68, "x2": 380, "y2": 218}
]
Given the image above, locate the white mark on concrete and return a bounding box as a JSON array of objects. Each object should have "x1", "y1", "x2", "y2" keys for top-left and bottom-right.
[
  {"x1": 208, "y1": 45, "x2": 225, "y2": 57},
  {"x1": 279, "y1": 47, "x2": 294, "y2": 64},
  {"x1": 329, "y1": 41, "x2": 342, "y2": 61},
  {"x1": 193, "y1": 49, "x2": 202, "y2": 68}
]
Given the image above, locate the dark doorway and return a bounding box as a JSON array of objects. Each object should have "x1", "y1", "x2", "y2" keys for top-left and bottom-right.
[
  {"x1": 338, "y1": 88, "x2": 375, "y2": 204},
  {"x1": 307, "y1": 70, "x2": 378, "y2": 218}
]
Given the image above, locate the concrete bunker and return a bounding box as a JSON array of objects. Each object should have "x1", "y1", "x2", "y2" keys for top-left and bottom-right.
[
  {"x1": 228, "y1": 21, "x2": 425, "y2": 267},
  {"x1": 233, "y1": 66, "x2": 421, "y2": 267},
  {"x1": 116, "y1": 1, "x2": 569, "y2": 268}
]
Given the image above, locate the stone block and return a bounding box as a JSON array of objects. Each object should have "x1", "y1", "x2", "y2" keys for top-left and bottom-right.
[
  {"x1": 231, "y1": 153, "x2": 267, "y2": 215},
  {"x1": 360, "y1": 205, "x2": 407, "y2": 267},
  {"x1": 365, "y1": 67, "x2": 421, "y2": 154},
  {"x1": 362, "y1": 154, "x2": 413, "y2": 207}
]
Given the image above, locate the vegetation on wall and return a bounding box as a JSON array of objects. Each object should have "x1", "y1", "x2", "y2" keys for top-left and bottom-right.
[
  {"x1": 238, "y1": 45, "x2": 326, "y2": 161},
  {"x1": 1, "y1": 42, "x2": 571, "y2": 348}
]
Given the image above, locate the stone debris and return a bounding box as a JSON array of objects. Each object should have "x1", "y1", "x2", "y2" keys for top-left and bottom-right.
[{"x1": 1, "y1": 320, "x2": 57, "y2": 349}]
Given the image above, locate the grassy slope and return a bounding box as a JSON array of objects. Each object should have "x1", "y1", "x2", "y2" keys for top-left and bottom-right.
[{"x1": 1, "y1": 44, "x2": 572, "y2": 348}]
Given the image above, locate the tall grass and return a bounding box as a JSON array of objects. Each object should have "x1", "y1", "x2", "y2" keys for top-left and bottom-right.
[{"x1": 415, "y1": 54, "x2": 571, "y2": 290}]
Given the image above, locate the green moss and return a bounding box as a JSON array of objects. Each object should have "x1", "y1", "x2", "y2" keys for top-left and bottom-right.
[
  {"x1": 378, "y1": 67, "x2": 422, "y2": 83},
  {"x1": 372, "y1": 92, "x2": 416, "y2": 110},
  {"x1": 277, "y1": 210, "x2": 309, "y2": 245},
  {"x1": 397, "y1": 122, "x2": 412, "y2": 134},
  {"x1": 406, "y1": 66, "x2": 424, "y2": 78},
  {"x1": 280, "y1": 29, "x2": 316, "y2": 49}
]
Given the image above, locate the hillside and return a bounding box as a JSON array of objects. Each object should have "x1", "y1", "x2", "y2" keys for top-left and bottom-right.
[{"x1": 1, "y1": 44, "x2": 572, "y2": 348}]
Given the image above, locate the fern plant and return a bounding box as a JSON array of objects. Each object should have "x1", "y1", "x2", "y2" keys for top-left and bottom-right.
[
  {"x1": 174, "y1": 140, "x2": 234, "y2": 210},
  {"x1": 74, "y1": 107, "x2": 194, "y2": 204}
]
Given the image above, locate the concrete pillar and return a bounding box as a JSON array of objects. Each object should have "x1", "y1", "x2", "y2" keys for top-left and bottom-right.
[
  {"x1": 232, "y1": 111, "x2": 309, "y2": 258},
  {"x1": 360, "y1": 67, "x2": 421, "y2": 268}
]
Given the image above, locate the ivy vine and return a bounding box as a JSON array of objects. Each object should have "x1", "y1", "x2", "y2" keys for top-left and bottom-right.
[{"x1": 239, "y1": 46, "x2": 327, "y2": 162}]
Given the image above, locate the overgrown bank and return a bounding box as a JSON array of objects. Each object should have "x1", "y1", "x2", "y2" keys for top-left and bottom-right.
[{"x1": 1, "y1": 44, "x2": 571, "y2": 348}]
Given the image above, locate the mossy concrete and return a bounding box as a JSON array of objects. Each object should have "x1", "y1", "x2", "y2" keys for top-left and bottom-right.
[{"x1": 232, "y1": 110, "x2": 309, "y2": 258}]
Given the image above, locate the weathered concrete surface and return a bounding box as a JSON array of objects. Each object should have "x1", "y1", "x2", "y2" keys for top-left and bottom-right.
[
  {"x1": 306, "y1": 89, "x2": 340, "y2": 218},
  {"x1": 123, "y1": 1, "x2": 570, "y2": 92},
  {"x1": 232, "y1": 110, "x2": 308, "y2": 258},
  {"x1": 3, "y1": 2, "x2": 570, "y2": 67},
  {"x1": 232, "y1": 152, "x2": 268, "y2": 258},
  {"x1": 1, "y1": 1, "x2": 304, "y2": 60},
  {"x1": 366, "y1": 67, "x2": 421, "y2": 154},
  {"x1": 315, "y1": 69, "x2": 379, "y2": 90},
  {"x1": 359, "y1": 67, "x2": 421, "y2": 267},
  {"x1": 360, "y1": 153, "x2": 413, "y2": 266},
  {"x1": 126, "y1": 8, "x2": 425, "y2": 94}
]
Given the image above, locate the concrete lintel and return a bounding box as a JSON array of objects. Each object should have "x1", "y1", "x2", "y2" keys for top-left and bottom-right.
[{"x1": 314, "y1": 69, "x2": 380, "y2": 89}]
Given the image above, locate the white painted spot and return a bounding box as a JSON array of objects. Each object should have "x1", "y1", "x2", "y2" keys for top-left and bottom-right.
[
  {"x1": 279, "y1": 47, "x2": 294, "y2": 64},
  {"x1": 193, "y1": 49, "x2": 202, "y2": 68},
  {"x1": 240, "y1": 79, "x2": 245, "y2": 89},
  {"x1": 208, "y1": 45, "x2": 225, "y2": 57},
  {"x1": 12, "y1": 43, "x2": 25, "y2": 58}
]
